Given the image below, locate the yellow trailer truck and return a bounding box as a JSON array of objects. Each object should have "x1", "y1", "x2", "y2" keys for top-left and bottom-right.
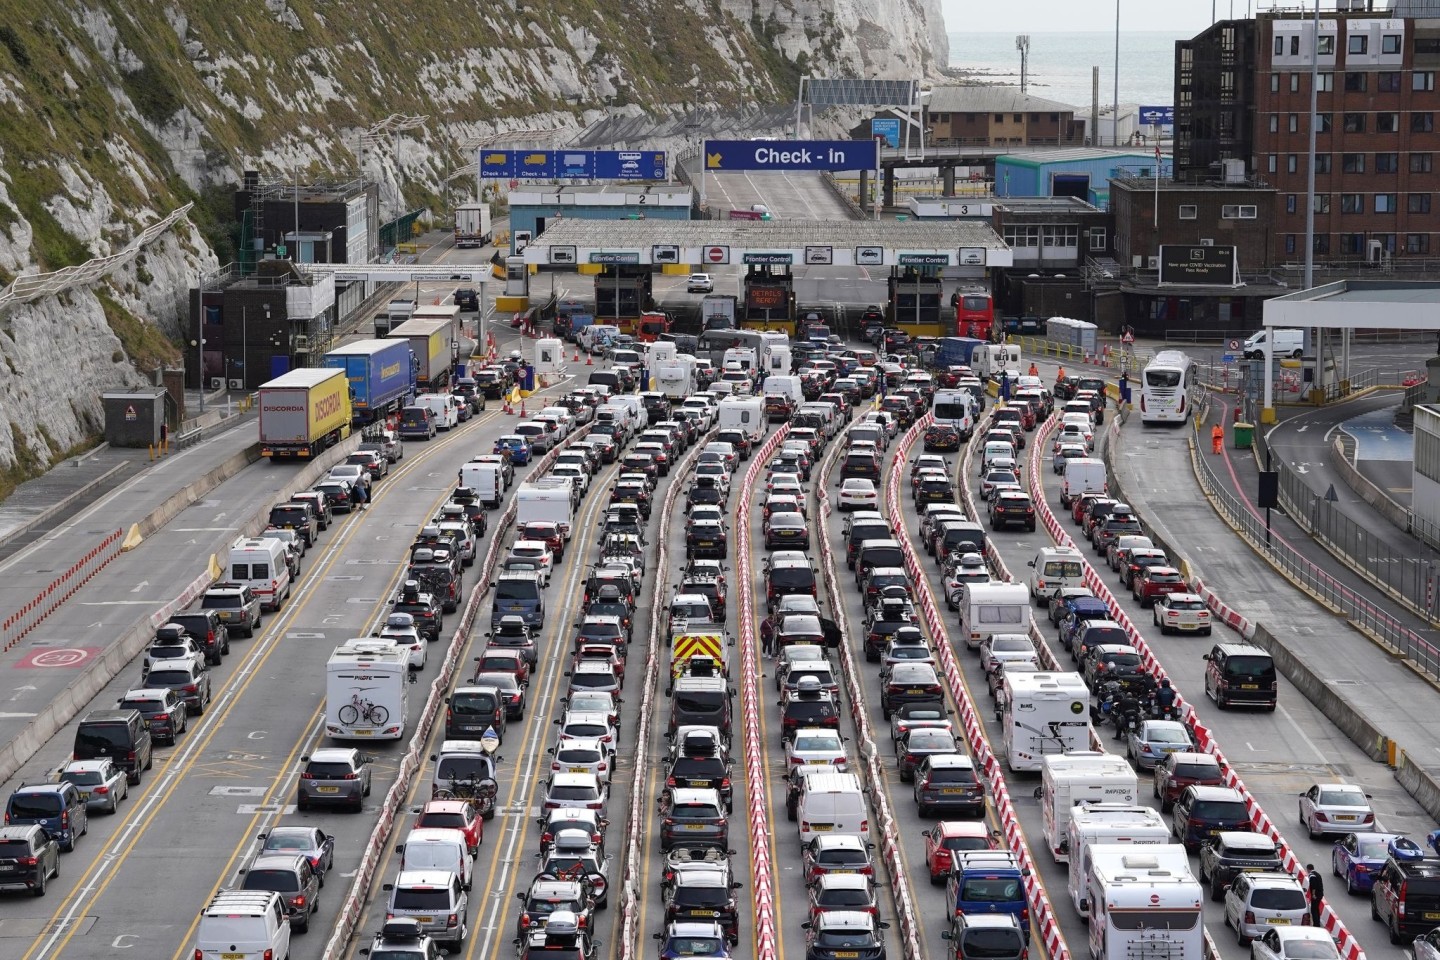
[{"x1": 258, "y1": 368, "x2": 353, "y2": 459}]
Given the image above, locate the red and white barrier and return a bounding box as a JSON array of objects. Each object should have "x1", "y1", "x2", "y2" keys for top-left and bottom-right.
[
  {"x1": 814, "y1": 442, "x2": 925, "y2": 960},
  {"x1": 886, "y1": 416, "x2": 1071, "y2": 960},
  {"x1": 3, "y1": 528, "x2": 124, "y2": 651},
  {"x1": 736, "y1": 425, "x2": 790, "y2": 960},
  {"x1": 1027, "y1": 415, "x2": 1368, "y2": 960}
]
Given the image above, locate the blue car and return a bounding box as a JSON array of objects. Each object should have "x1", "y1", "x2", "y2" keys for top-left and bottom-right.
[
  {"x1": 494, "y1": 436, "x2": 531, "y2": 465},
  {"x1": 654, "y1": 921, "x2": 731, "y2": 960},
  {"x1": 1331, "y1": 832, "x2": 1403, "y2": 894}
]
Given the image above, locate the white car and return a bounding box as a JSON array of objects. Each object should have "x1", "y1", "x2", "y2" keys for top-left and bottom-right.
[
  {"x1": 1152, "y1": 592, "x2": 1212, "y2": 635},
  {"x1": 980, "y1": 469, "x2": 1018, "y2": 500},
  {"x1": 1249, "y1": 926, "x2": 1341, "y2": 960},
  {"x1": 1297, "y1": 782, "x2": 1376, "y2": 838},
  {"x1": 556, "y1": 710, "x2": 619, "y2": 749},
  {"x1": 506, "y1": 541, "x2": 555, "y2": 580},
  {"x1": 838, "y1": 479, "x2": 878, "y2": 512},
  {"x1": 785, "y1": 728, "x2": 848, "y2": 770},
  {"x1": 765, "y1": 493, "x2": 807, "y2": 521},
  {"x1": 688, "y1": 505, "x2": 725, "y2": 527},
  {"x1": 693, "y1": 462, "x2": 731, "y2": 492},
  {"x1": 978, "y1": 634, "x2": 1037, "y2": 675},
  {"x1": 379, "y1": 612, "x2": 428, "y2": 670},
  {"x1": 687, "y1": 273, "x2": 714, "y2": 293},
  {"x1": 1053, "y1": 442, "x2": 1089, "y2": 474},
  {"x1": 767, "y1": 475, "x2": 804, "y2": 498},
  {"x1": 1224, "y1": 872, "x2": 1308, "y2": 944},
  {"x1": 549, "y1": 737, "x2": 614, "y2": 785}
]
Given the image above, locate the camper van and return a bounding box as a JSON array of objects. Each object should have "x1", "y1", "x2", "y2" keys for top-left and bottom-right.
[
  {"x1": 1085, "y1": 846, "x2": 1203, "y2": 960},
  {"x1": 228, "y1": 537, "x2": 293, "y2": 612},
  {"x1": 325, "y1": 645, "x2": 409, "y2": 740},
  {"x1": 1000, "y1": 671, "x2": 1091, "y2": 773},
  {"x1": 1038, "y1": 754, "x2": 1140, "y2": 862},
  {"x1": 1066, "y1": 803, "x2": 1170, "y2": 916}
]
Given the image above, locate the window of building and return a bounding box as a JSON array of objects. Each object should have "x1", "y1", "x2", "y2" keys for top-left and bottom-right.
[
  {"x1": 1411, "y1": 194, "x2": 1432, "y2": 213},
  {"x1": 1274, "y1": 36, "x2": 1284, "y2": 56},
  {"x1": 1002, "y1": 225, "x2": 1041, "y2": 248},
  {"x1": 1418, "y1": 72, "x2": 1437, "y2": 91},
  {"x1": 1375, "y1": 194, "x2": 1398, "y2": 213},
  {"x1": 1379, "y1": 72, "x2": 1403, "y2": 93},
  {"x1": 1377, "y1": 113, "x2": 1401, "y2": 132},
  {"x1": 1286, "y1": 195, "x2": 1298, "y2": 214},
  {"x1": 1341, "y1": 193, "x2": 1365, "y2": 213},
  {"x1": 1344, "y1": 72, "x2": 1368, "y2": 92},
  {"x1": 1269, "y1": 155, "x2": 1278, "y2": 174},
  {"x1": 1313, "y1": 195, "x2": 1331, "y2": 214},
  {"x1": 1414, "y1": 153, "x2": 1435, "y2": 173},
  {"x1": 1418, "y1": 37, "x2": 1440, "y2": 55},
  {"x1": 1088, "y1": 227, "x2": 1107, "y2": 250},
  {"x1": 1377, "y1": 153, "x2": 1400, "y2": 173},
  {"x1": 1221, "y1": 205, "x2": 1258, "y2": 219},
  {"x1": 1383, "y1": 34, "x2": 1402, "y2": 55},
  {"x1": 1050, "y1": 113, "x2": 1059, "y2": 121},
  {"x1": 1285, "y1": 234, "x2": 1297, "y2": 255},
  {"x1": 1271, "y1": 73, "x2": 1280, "y2": 93},
  {"x1": 1013, "y1": 114, "x2": 1023, "y2": 122},
  {"x1": 1340, "y1": 233, "x2": 1366, "y2": 254},
  {"x1": 1319, "y1": 72, "x2": 1335, "y2": 92},
  {"x1": 1342, "y1": 153, "x2": 1366, "y2": 173},
  {"x1": 1269, "y1": 115, "x2": 1279, "y2": 133},
  {"x1": 1290, "y1": 35, "x2": 1301, "y2": 56},
  {"x1": 1349, "y1": 35, "x2": 1369, "y2": 55},
  {"x1": 1288, "y1": 154, "x2": 1299, "y2": 173},
  {"x1": 1314, "y1": 234, "x2": 1331, "y2": 254},
  {"x1": 1318, "y1": 113, "x2": 1333, "y2": 132},
  {"x1": 1178, "y1": 204, "x2": 1198, "y2": 220},
  {"x1": 994, "y1": 113, "x2": 1004, "y2": 123},
  {"x1": 1343, "y1": 112, "x2": 1366, "y2": 133},
  {"x1": 1288, "y1": 114, "x2": 1299, "y2": 133},
  {"x1": 1318, "y1": 35, "x2": 1336, "y2": 56},
  {"x1": 1406, "y1": 234, "x2": 1430, "y2": 254},
  {"x1": 1414, "y1": 113, "x2": 1436, "y2": 132},
  {"x1": 1315, "y1": 155, "x2": 1332, "y2": 174},
  {"x1": 1041, "y1": 225, "x2": 1079, "y2": 247}
]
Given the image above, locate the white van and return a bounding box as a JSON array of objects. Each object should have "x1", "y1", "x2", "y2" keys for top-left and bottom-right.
[
  {"x1": 609, "y1": 395, "x2": 649, "y2": 433},
  {"x1": 415, "y1": 393, "x2": 459, "y2": 430},
  {"x1": 764, "y1": 375, "x2": 804, "y2": 405},
  {"x1": 461, "y1": 461, "x2": 505, "y2": 509},
  {"x1": 194, "y1": 890, "x2": 291, "y2": 960},
  {"x1": 958, "y1": 582, "x2": 1030, "y2": 650},
  {"x1": 580, "y1": 323, "x2": 620, "y2": 354},
  {"x1": 1242, "y1": 328, "x2": 1304, "y2": 360},
  {"x1": 398, "y1": 827, "x2": 475, "y2": 890},
  {"x1": 980, "y1": 441, "x2": 1016, "y2": 475},
  {"x1": 1026, "y1": 547, "x2": 1087, "y2": 603},
  {"x1": 1059, "y1": 458, "x2": 1107, "y2": 508},
  {"x1": 228, "y1": 537, "x2": 293, "y2": 612},
  {"x1": 796, "y1": 771, "x2": 867, "y2": 845}
]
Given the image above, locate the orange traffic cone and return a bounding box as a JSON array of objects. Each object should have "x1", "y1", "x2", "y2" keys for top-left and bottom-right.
[
  {"x1": 585, "y1": 352, "x2": 593, "y2": 366},
  {"x1": 519, "y1": 399, "x2": 527, "y2": 417},
  {"x1": 573, "y1": 349, "x2": 580, "y2": 363}
]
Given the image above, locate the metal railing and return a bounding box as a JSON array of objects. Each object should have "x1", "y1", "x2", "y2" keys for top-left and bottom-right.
[{"x1": 1191, "y1": 395, "x2": 1440, "y2": 679}]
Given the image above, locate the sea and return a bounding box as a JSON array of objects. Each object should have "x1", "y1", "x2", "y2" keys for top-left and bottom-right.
[{"x1": 948, "y1": 31, "x2": 1189, "y2": 109}]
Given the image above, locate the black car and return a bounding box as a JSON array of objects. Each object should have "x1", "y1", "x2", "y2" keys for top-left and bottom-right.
[
  {"x1": 923, "y1": 423, "x2": 961, "y2": 453},
  {"x1": 393, "y1": 581, "x2": 444, "y2": 641},
  {"x1": 0, "y1": 825, "x2": 59, "y2": 897},
  {"x1": 166, "y1": 612, "x2": 230, "y2": 664},
  {"x1": 454, "y1": 287, "x2": 479, "y2": 311}
]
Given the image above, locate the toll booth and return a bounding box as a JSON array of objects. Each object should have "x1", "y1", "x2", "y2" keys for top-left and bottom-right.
[
  {"x1": 742, "y1": 266, "x2": 796, "y2": 336},
  {"x1": 887, "y1": 269, "x2": 949, "y2": 337},
  {"x1": 496, "y1": 255, "x2": 531, "y2": 313},
  {"x1": 594, "y1": 266, "x2": 654, "y2": 331}
]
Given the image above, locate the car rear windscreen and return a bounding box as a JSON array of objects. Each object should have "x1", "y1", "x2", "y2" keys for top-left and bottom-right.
[
  {"x1": 242, "y1": 870, "x2": 300, "y2": 892},
  {"x1": 393, "y1": 888, "x2": 452, "y2": 910}
]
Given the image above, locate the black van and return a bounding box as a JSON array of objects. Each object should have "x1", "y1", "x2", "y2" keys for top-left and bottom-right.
[
  {"x1": 73, "y1": 709, "x2": 153, "y2": 785},
  {"x1": 854, "y1": 539, "x2": 905, "y2": 584},
  {"x1": 1202, "y1": 643, "x2": 1278, "y2": 710}
]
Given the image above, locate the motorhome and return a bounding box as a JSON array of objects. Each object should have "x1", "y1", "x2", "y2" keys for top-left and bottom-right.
[
  {"x1": 1085, "y1": 846, "x2": 1203, "y2": 960},
  {"x1": 325, "y1": 645, "x2": 409, "y2": 740},
  {"x1": 1067, "y1": 803, "x2": 1171, "y2": 916},
  {"x1": 1000, "y1": 672, "x2": 1091, "y2": 773}
]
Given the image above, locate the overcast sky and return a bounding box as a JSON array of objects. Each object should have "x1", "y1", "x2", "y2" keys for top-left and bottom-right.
[{"x1": 939, "y1": 0, "x2": 1238, "y2": 33}]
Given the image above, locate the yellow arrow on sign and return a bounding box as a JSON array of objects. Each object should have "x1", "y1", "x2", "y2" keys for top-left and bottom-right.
[{"x1": 706, "y1": 151, "x2": 723, "y2": 169}]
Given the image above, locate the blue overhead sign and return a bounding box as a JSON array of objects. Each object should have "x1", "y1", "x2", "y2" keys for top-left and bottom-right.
[
  {"x1": 1138, "y1": 105, "x2": 1175, "y2": 126},
  {"x1": 478, "y1": 150, "x2": 667, "y2": 181},
  {"x1": 704, "y1": 139, "x2": 877, "y2": 173},
  {"x1": 870, "y1": 118, "x2": 900, "y2": 148}
]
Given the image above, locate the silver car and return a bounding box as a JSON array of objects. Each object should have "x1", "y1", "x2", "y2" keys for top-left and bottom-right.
[
  {"x1": 297, "y1": 748, "x2": 373, "y2": 812},
  {"x1": 57, "y1": 759, "x2": 128, "y2": 814}
]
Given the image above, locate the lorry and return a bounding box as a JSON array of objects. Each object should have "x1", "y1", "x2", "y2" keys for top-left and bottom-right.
[
  {"x1": 258, "y1": 368, "x2": 353, "y2": 459},
  {"x1": 515, "y1": 481, "x2": 576, "y2": 540},
  {"x1": 1085, "y1": 846, "x2": 1203, "y2": 960},
  {"x1": 933, "y1": 336, "x2": 992, "y2": 369},
  {"x1": 999, "y1": 671, "x2": 1092, "y2": 773},
  {"x1": 453, "y1": 202, "x2": 493, "y2": 248},
  {"x1": 1039, "y1": 755, "x2": 1142, "y2": 863},
  {"x1": 715, "y1": 397, "x2": 764, "y2": 448},
  {"x1": 388, "y1": 314, "x2": 455, "y2": 391},
  {"x1": 322, "y1": 339, "x2": 416, "y2": 425},
  {"x1": 375, "y1": 298, "x2": 417, "y2": 338},
  {"x1": 325, "y1": 644, "x2": 409, "y2": 740},
  {"x1": 700, "y1": 295, "x2": 738, "y2": 331},
  {"x1": 1066, "y1": 803, "x2": 1171, "y2": 916}
]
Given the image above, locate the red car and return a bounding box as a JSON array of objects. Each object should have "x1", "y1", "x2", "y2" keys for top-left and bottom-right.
[
  {"x1": 921, "y1": 821, "x2": 1000, "y2": 884},
  {"x1": 519, "y1": 521, "x2": 565, "y2": 562},
  {"x1": 1072, "y1": 493, "x2": 1112, "y2": 526},
  {"x1": 473, "y1": 647, "x2": 530, "y2": 686},
  {"x1": 414, "y1": 799, "x2": 484, "y2": 854},
  {"x1": 1119, "y1": 548, "x2": 1170, "y2": 590},
  {"x1": 1132, "y1": 566, "x2": 1187, "y2": 607},
  {"x1": 1152, "y1": 751, "x2": 1224, "y2": 813}
]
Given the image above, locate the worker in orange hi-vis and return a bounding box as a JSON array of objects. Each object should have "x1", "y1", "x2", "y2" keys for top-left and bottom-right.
[
  {"x1": 1028, "y1": 362, "x2": 1039, "y2": 378},
  {"x1": 1211, "y1": 423, "x2": 1224, "y2": 454}
]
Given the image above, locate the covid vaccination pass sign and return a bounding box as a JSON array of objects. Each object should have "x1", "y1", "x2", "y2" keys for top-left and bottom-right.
[{"x1": 704, "y1": 139, "x2": 876, "y2": 172}]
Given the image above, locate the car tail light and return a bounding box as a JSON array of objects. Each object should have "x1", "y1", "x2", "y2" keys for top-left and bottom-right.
[
  {"x1": 1315, "y1": 812, "x2": 1329, "y2": 823},
  {"x1": 17, "y1": 855, "x2": 36, "y2": 866},
  {"x1": 1243, "y1": 910, "x2": 1256, "y2": 926},
  {"x1": 93, "y1": 785, "x2": 109, "y2": 795},
  {"x1": 301, "y1": 772, "x2": 314, "y2": 780},
  {"x1": 290, "y1": 895, "x2": 305, "y2": 907},
  {"x1": 183, "y1": 684, "x2": 198, "y2": 694},
  {"x1": 447, "y1": 913, "x2": 459, "y2": 928}
]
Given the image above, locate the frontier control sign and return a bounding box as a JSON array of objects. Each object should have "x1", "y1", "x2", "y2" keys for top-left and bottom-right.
[{"x1": 704, "y1": 139, "x2": 877, "y2": 172}]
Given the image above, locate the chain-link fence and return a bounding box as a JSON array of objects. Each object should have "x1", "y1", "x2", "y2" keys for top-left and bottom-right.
[{"x1": 1190, "y1": 397, "x2": 1440, "y2": 680}]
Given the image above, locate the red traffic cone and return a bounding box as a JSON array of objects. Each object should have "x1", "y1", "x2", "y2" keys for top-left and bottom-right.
[
  {"x1": 573, "y1": 349, "x2": 580, "y2": 363},
  {"x1": 585, "y1": 352, "x2": 593, "y2": 366},
  {"x1": 519, "y1": 399, "x2": 527, "y2": 417}
]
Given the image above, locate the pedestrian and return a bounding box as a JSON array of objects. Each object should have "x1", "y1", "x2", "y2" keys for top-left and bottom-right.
[
  {"x1": 352, "y1": 480, "x2": 368, "y2": 511},
  {"x1": 1305, "y1": 864, "x2": 1325, "y2": 925},
  {"x1": 1211, "y1": 422, "x2": 1224, "y2": 454},
  {"x1": 760, "y1": 616, "x2": 776, "y2": 657},
  {"x1": 1028, "y1": 362, "x2": 1039, "y2": 378}
]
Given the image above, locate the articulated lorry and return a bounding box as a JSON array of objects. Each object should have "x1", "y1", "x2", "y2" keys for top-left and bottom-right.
[
  {"x1": 453, "y1": 202, "x2": 493, "y2": 248},
  {"x1": 388, "y1": 314, "x2": 455, "y2": 391},
  {"x1": 322, "y1": 339, "x2": 416, "y2": 425},
  {"x1": 258, "y1": 368, "x2": 353, "y2": 459},
  {"x1": 375, "y1": 298, "x2": 416, "y2": 338}
]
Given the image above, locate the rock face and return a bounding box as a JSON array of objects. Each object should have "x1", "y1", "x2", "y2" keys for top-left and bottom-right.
[{"x1": 0, "y1": 0, "x2": 946, "y2": 475}]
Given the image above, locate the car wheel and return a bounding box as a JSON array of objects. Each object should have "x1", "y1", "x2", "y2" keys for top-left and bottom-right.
[
  {"x1": 1346, "y1": 870, "x2": 1356, "y2": 896},
  {"x1": 1304, "y1": 810, "x2": 1320, "y2": 840},
  {"x1": 1391, "y1": 918, "x2": 1403, "y2": 945},
  {"x1": 1371, "y1": 895, "x2": 1381, "y2": 920},
  {"x1": 1210, "y1": 878, "x2": 1226, "y2": 903},
  {"x1": 32, "y1": 870, "x2": 45, "y2": 897}
]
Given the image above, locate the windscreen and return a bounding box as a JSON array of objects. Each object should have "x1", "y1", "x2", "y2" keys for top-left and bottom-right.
[
  {"x1": 392, "y1": 888, "x2": 452, "y2": 910},
  {"x1": 436, "y1": 757, "x2": 488, "y2": 781},
  {"x1": 1225, "y1": 656, "x2": 1275, "y2": 678},
  {"x1": 959, "y1": 878, "x2": 1022, "y2": 902},
  {"x1": 961, "y1": 929, "x2": 1024, "y2": 958},
  {"x1": 1192, "y1": 800, "x2": 1250, "y2": 821},
  {"x1": 1250, "y1": 887, "x2": 1306, "y2": 911},
  {"x1": 1145, "y1": 370, "x2": 1182, "y2": 388},
  {"x1": 7, "y1": 794, "x2": 60, "y2": 818},
  {"x1": 242, "y1": 869, "x2": 300, "y2": 892},
  {"x1": 495, "y1": 580, "x2": 539, "y2": 601},
  {"x1": 450, "y1": 693, "x2": 499, "y2": 716}
]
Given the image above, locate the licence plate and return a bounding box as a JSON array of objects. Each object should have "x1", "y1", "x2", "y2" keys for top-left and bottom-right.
[
  {"x1": 222, "y1": 954, "x2": 245, "y2": 960},
  {"x1": 1336, "y1": 815, "x2": 1356, "y2": 821},
  {"x1": 569, "y1": 767, "x2": 589, "y2": 773},
  {"x1": 1267, "y1": 918, "x2": 1290, "y2": 925},
  {"x1": 78, "y1": 792, "x2": 90, "y2": 801},
  {"x1": 353, "y1": 729, "x2": 373, "y2": 736},
  {"x1": 684, "y1": 824, "x2": 707, "y2": 831},
  {"x1": 812, "y1": 824, "x2": 833, "y2": 832},
  {"x1": 689, "y1": 910, "x2": 718, "y2": 918},
  {"x1": 830, "y1": 868, "x2": 856, "y2": 874},
  {"x1": 835, "y1": 953, "x2": 860, "y2": 959},
  {"x1": 692, "y1": 780, "x2": 712, "y2": 788},
  {"x1": 698, "y1": 541, "x2": 713, "y2": 547},
  {"x1": 1240, "y1": 684, "x2": 1259, "y2": 690},
  {"x1": 907, "y1": 688, "x2": 925, "y2": 694},
  {"x1": 941, "y1": 788, "x2": 966, "y2": 795},
  {"x1": 416, "y1": 916, "x2": 433, "y2": 923},
  {"x1": 1425, "y1": 912, "x2": 1440, "y2": 921},
  {"x1": 0, "y1": 864, "x2": 14, "y2": 872},
  {"x1": 317, "y1": 786, "x2": 339, "y2": 793}
]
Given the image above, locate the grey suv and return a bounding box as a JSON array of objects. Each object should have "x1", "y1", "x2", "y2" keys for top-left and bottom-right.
[
  {"x1": 0, "y1": 825, "x2": 59, "y2": 897},
  {"x1": 201, "y1": 582, "x2": 263, "y2": 638},
  {"x1": 1197, "y1": 831, "x2": 1283, "y2": 902},
  {"x1": 297, "y1": 748, "x2": 373, "y2": 812},
  {"x1": 240, "y1": 852, "x2": 321, "y2": 932}
]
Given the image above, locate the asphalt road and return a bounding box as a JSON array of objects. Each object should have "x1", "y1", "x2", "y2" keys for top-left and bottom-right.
[{"x1": 702, "y1": 170, "x2": 853, "y2": 222}]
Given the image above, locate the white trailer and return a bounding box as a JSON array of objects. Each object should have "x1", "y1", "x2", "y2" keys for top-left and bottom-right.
[
  {"x1": 1067, "y1": 803, "x2": 1172, "y2": 916},
  {"x1": 1001, "y1": 671, "x2": 1092, "y2": 773},
  {"x1": 655, "y1": 356, "x2": 697, "y2": 400},
  {"x1": 976, "y1": 343, "x2": 1023, "y2": 381},
  {"x1": 1039, "y1": 753, "x2": 1141, "y2": 862},
  {"x1": 453, "y1": 202, "x2": 493, "y2": 248},
  {"x1": 715, "y1": 397, "x2": 764, "y2": 447},
  {"x1": 515, "y1": 481, "x2": 576, "y2": 539},
  {"x1": 958, "y1": 582, "x2": 1030, "y2": 650},
  {"x1": 1086, "y1": 845, "x2": 1204, "y2": 960},
  {"x1": 326, "y1": 645, "x2": 409, "y2": 741}
]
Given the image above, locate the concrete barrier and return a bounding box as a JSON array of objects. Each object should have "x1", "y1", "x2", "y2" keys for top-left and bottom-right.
[
  {"x1": 123, "y1": 443, "x2": 264, "y2": 549},
  {"x1": 1395, "y1": 751, "x2": 1440, "y2": 823}
]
